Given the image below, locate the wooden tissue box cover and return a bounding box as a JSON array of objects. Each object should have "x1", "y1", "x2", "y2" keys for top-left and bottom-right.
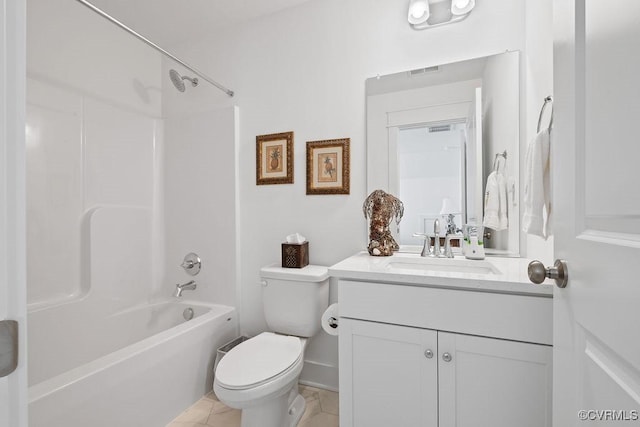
[{"x1": 281, "y1": 241, "x2": 309, "y2": 268}]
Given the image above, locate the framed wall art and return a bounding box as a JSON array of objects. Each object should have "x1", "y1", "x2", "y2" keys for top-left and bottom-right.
[
  {"x1": 306, "y1": 138, "x2": 350, "y2": 195},
  {"x1": 256, "y1": 131, "x2": 294, "y2": 185}
]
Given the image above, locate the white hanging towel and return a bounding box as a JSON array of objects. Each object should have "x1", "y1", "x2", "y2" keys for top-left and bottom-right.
[
  {"x1": 483, "y1": 170, "x2": 508, "y2": 231},
  {"x1": 522, "y1": 128, "x2": 551, "y2": 238}
]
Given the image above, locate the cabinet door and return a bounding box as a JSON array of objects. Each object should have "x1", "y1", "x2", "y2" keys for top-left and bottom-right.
[
  {"x1": 438, "y1": 332, "x2": 552, "y2": 427},
  {"x1": 339, "y1": 318, "x2": 438, "y2": 427}
]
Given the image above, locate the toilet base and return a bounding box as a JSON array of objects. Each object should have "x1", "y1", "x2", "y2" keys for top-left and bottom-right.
[
  {"x1": 239, "y1": 387, "x2": 306, "y2": 427},
  {"x1": 288, "y1": 392, "x2": 306, "y2": 426}
]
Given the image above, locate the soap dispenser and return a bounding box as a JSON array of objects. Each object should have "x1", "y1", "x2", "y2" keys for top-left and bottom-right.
[{"x1": 464, "y1": 225, "x2": 485, "y2": 260}]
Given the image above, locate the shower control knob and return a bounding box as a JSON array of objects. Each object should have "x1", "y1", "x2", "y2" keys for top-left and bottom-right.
[{"x1": 181, "y1": 253, "x2": 201, "y2": 276}]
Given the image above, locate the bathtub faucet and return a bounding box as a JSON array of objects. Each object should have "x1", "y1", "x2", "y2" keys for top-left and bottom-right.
[{"x1": 174, "y1": 280, "x2": 197, "y2": 297}]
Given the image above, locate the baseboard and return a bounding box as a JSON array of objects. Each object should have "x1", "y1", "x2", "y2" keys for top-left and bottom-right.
[
  {"x1": 298, "y1": 379, "x2": 339, "y2": 393},
  {"x1": 300, "y1": 359, "x2": 338, "y2": 391}
]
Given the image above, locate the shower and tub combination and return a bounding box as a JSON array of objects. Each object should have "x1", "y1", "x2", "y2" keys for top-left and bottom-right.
[{"x1": 26, "y1": 0, "x2": 238, "y2": 425}]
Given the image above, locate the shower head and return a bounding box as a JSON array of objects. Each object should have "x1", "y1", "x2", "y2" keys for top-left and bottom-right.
[{"x1": 169, "y1": 69, "x2": 198, "y2": 92}]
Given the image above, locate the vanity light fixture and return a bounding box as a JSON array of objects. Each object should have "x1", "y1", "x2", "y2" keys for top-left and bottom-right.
[{"x1": 408, "y1": 0, "x2": 476, "y2": 30}]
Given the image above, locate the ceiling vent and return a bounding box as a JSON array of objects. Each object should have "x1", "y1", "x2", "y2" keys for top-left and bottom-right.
[
  {"x1": 429, "y1": 124, "x2": 451, "y2": 133},
  {"x1": 410, "y1": 66, "x2": 440, "y2": 76}
]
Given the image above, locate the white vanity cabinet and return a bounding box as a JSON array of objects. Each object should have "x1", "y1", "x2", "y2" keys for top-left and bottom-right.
[
  {"x1": 337, "y1": 277, "x2": 553, "y2": 427},
  {"x1": 340, "y1": 319, "x2": 439, "y2": 426}
]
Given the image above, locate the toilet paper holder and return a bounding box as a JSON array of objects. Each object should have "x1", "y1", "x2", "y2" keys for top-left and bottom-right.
[
  {"x1": 328, "y1": 317, "x2": 338, "y2": 329},
  {"x1": 322, "y1": 303, "x2": 339, "y2": 336}
]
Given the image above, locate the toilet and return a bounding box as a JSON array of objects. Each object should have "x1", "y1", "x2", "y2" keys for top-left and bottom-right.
[{"x1": 214, "y1": 264, "x2": 329, "y2": 427}]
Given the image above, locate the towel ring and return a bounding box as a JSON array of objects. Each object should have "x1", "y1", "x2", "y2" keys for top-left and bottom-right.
[{"x1": 537, "y1": 95, "x2": 553, "y2": 133}]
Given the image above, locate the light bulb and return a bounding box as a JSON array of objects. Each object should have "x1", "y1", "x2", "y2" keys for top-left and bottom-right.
[
  {"x1": 408, "y1": 0, "x2": 430, "y2": 24},
  {"x1": 410, "y1": 3, "x2": 427, "y2": 18},
  {"x1": 451, "y1": 0, "x2": 475, "y2": 15}
]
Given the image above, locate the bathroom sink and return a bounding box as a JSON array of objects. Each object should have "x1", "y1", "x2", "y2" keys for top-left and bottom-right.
[{"x1": 387, "y1": 257, "x2": 501, "y2": 275}]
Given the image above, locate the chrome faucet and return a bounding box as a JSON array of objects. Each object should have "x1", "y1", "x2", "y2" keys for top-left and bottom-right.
[
  {"x1": 444, "y1": 234, "x2": 462, "y2": 258},
  {"x1": 413, "y1": 218, "x2": 445, "y2": 257},
  {"x1": 413, "y1": 232, "x2": 432, "y2": 257},
  {"x1": 444, "y1": 214, "x2": 460, "y2": 235},
  {"x1": 414, "y1": 218, "x2": 462, "y2": 258},
  {"x1": 174, "y1": 280, "x2": 197, "y2": 297},
  {"x1": 432, "y1": 218, "x2": 441, "y2": 257},
  {"x1": 443, "y1": 214, "x2": 463, "y2": 258}
]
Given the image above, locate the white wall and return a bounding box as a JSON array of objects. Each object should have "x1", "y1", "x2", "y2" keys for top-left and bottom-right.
[
  {"x1": 172, "y1": 0, "x2": 552, "y2": 389},
  {"x1": 481, "y1": 51, "x2": 520, "y2": 252},
  {"x1": 26, "y1": 0, "x2": 162, "y2": 118},
  {"x1": 524, "y1": 0, "x2": 554, "y2": 263}
]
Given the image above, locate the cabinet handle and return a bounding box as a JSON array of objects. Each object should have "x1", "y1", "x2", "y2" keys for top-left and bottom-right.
[
  {"x1": 424, "y1": 349, "x2": 434, "y2": 359},
  {"x1": 442, "y1": 352, "x2": 452, "y2": 362}
]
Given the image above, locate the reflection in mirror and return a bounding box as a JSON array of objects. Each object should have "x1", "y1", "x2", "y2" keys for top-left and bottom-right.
[
  {"x1": 395, "y1": 123, "x2": 465, "y2": 244},
  {"x1": 366, "y1": 51, "x2": 520, "y2": 255}
]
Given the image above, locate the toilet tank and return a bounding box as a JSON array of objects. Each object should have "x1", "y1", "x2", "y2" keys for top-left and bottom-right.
[{"x1": 260, "y1": 265, "x2": 329, "y2": 337}]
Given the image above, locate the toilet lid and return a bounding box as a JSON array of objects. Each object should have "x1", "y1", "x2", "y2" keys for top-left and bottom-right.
[{"x1": 216, "y1": 332, "x2": 302, "y2": 389}]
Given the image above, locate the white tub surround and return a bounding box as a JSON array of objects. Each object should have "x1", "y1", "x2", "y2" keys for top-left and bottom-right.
[
  {"x1": 331, "y1": 252, "x2": 553, "y2": 427},
  {"x1": 29, "y1": 302, "x2": 238, "y2": 427}
]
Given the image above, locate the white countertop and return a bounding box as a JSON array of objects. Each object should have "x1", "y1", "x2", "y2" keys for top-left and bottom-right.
[{"x1": 329, "y1": 251, "x2": 554, "y2": 297}]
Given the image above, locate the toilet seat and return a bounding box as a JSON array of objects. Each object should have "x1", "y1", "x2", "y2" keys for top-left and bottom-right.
[{"x1": 215, "y1": 332, "x2": 302, "y2": 390}]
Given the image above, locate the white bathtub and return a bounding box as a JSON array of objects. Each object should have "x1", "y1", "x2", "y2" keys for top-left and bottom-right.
[{"x1": 28, "y1": 300, "x2": 238, "y2": 427}]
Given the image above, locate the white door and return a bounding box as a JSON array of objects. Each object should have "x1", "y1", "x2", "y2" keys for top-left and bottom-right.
[
  {"x1": 0, "y1": 0, "x2": 28, "y2": 426},
  {"x1": 553, "y1": 0, "x2": 640, "y2": 425}
]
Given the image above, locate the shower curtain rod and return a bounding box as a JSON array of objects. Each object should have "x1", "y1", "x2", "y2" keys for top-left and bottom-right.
[{"x1": 75, "y1": 0, "x2": 234, "y2": 97}]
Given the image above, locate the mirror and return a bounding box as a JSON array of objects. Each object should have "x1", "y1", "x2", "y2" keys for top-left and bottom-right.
[{"x1": 366, "y1": 51, "x2": 520, "y2": 255}]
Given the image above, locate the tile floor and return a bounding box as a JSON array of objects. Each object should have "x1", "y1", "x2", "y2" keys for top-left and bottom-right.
[{"x1": 166, "y1": 384, "x2": 339, "y2": 427}]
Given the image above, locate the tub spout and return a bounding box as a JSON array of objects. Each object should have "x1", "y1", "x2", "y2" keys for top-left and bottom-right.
[{"x1": 174, "y1": 280, "x2": 197, "y2": 297}]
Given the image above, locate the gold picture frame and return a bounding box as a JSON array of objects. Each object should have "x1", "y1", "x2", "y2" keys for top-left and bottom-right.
[
  {"x1": 256, "y1": 131, "x2": 294, "y2": 185},
  {"x1": 306, "y1": 138, "x2": 350, "y2": 195}
]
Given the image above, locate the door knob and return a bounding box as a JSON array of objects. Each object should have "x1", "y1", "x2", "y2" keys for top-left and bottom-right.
[
  {"x1": 528, "y1": 259, "x2": 568, "y2": 288},
  {"x1": 0, "y1": 320, "x2": 19, "y2": 377}
]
